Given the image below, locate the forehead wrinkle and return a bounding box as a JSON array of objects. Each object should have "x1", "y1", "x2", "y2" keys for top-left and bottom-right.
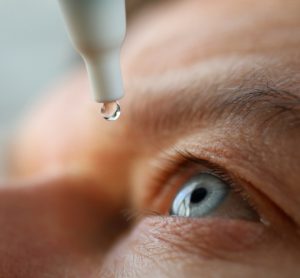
[
  {"x1": 126, "y1": 56, "x2": 241, "y2": 138},
  {"x1": 126, "y1": 55, "x2": 300, "y2": 141}
]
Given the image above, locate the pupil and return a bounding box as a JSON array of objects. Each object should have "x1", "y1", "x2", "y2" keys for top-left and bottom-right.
[{"x1": 190, "y1": 187, "x2": 207, "y2": 204}]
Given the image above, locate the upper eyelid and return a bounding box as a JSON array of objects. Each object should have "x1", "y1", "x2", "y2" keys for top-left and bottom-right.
[
  {"x1": 166, "y1": 150, "x2": 250, "y2": 197},
  {"x1": 148, "y1": 149, "x2": 254, "y2": 211},
  {"x1": 147, "y1": 148, "x2": 298, "y2": 230}
]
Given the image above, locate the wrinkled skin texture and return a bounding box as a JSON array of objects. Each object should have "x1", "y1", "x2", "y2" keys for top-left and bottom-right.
[{"x1": 4, "y1": 0, "x2": 300, "y2": 277}]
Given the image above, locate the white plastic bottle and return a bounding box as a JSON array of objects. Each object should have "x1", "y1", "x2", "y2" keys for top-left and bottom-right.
[{"x1": 58, "y1": 0, "x2": 126, "y2": 106}]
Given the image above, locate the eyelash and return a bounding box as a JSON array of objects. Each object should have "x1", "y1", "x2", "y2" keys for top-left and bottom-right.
[{"x1": 148, "y1": 149, "x2": 260, "y2": 217}]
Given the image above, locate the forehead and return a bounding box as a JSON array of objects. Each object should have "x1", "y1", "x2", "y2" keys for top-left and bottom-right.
[
  {"x1": 122, "y1": 0, "x2": 300, "y2": 77},
  {"x1": 118, "y1": 0, "x2": 300, "y2": 204}
]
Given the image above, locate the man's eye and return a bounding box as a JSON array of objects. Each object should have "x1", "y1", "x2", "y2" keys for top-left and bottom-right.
[
  {"x1": 169, "y1": 173, "x2": 259, "y2": 221},
  {"x1": 170, "y1": 173, "x2": 228, "y2": 217}
]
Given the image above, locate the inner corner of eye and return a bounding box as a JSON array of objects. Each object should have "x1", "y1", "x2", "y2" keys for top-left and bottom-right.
[{"x1": 169, "y1": 173, "x2": 259, "y2": 222}]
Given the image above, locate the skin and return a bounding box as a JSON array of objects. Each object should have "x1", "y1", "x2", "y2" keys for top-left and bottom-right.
[{"x1": 2, "y1": 0, "x2": 300, "y2": 277}]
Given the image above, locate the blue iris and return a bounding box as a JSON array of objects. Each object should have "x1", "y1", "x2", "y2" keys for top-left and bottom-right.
[{"x1": 170, "y1": 173, "x2": 229, "y2": 218}]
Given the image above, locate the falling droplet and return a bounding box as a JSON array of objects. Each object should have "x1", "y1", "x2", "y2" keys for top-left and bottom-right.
[{"x1": 100, "y1": 101, "x2": 121, "y2": 121}]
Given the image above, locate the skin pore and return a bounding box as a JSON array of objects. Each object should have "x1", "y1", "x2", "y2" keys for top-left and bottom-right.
[{"x1": 2, "y1": 0, "x2": 300, "y2": 277}]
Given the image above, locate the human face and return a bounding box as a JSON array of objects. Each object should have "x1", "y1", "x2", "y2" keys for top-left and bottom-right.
[{"x1": 8, "y1": 0, "x2": 300, "y2": 277}]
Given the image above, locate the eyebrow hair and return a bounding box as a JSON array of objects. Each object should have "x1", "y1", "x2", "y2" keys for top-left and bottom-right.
[
  {"x1": 217, "y1": 83, "x2": 300, "y2": 128},
  {"x1": 128, "y1": 61, "x2": 300, "y2": 140}
]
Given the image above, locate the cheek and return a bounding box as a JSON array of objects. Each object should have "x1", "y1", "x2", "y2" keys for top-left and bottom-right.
[{"x1": 100, "y1": 217, "x2": 300, "y2": 278}]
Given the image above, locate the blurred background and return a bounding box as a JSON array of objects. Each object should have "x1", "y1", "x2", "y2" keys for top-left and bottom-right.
[
  {"x1": 0, "y1": 0, "x2": 152, "y2": 176},
  {"x1": 0, "y1": 0, "x2": 79, "y2": 175}
]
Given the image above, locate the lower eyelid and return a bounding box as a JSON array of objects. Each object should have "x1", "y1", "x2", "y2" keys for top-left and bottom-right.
[{"x1": 135, "y1": 216, "x2": 265, "y2": 259}]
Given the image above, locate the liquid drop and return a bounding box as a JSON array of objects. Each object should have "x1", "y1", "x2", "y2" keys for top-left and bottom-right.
[{"x1": 101, "y1": 101, "x2": 121, "y2": 121}]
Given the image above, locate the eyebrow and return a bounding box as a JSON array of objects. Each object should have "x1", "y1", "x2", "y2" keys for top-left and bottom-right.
[
  {"x1": 128, "y1": 59, "x2": 300, "y2": 139},
  {"x1": 218, "y1": 84, "x2": 300, "y2": 128}
]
